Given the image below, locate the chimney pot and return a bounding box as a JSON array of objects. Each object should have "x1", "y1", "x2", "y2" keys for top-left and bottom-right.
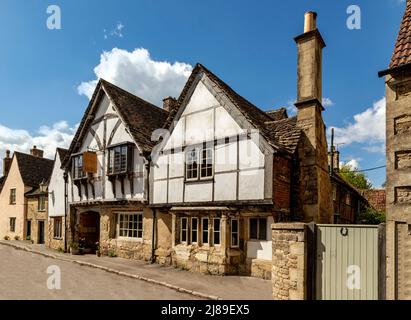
[
  {"x1": 304, "y1": 11, "x2": 317, "y2": 33},
  {"x1": 30, "y1": 146, "x2": 44, "y2": 158},
  {"x1": 3, "y1": 150, "x2": 12, "y2": 176},
  {"x1": 163, "y1": 97, "x2": 178, "y2": 113}
]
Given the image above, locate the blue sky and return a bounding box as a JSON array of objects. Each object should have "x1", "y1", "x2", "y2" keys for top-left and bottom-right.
[{"x1": 0, "y1": 0, "x2": 406, "y2": 187}]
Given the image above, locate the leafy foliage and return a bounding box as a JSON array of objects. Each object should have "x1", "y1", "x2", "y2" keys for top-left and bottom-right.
[
  {"x1": 358, "y1": 207, "x2": 386, "y2": 225},
  {"x1": 339, "y1": 165, "x2": 373, "y2": 190}
]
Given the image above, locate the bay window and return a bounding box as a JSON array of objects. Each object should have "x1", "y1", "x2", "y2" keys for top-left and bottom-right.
[
  {"x1": 231, "y1": 219, "x2": 239, "y2": 248},
  {"x1": 108, "y1": 144, "x2": 131, "y2": 175},
  {"x1": 72, "y1": 155, "x2": 85, "y2": 180}
]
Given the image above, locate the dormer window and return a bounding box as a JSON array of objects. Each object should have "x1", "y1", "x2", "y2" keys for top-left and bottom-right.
[
  {"x1": 72, "y1": 155, "x2": 85, "y2": 180},
  {"x1": 108, "y1": 144, "x2": 132, "y2": 175}
]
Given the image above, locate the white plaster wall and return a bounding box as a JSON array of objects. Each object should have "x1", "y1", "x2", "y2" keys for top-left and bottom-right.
[
  {"x1": 152, "y1": 77, "x2": 267, "y2": 205},
  {"x1": 69, "y1": 94, "x2": 146, "y2": 204},
  {"x1": 48, "y1": 153, "x2": 72, "y2": 217},
  {"x1": 246, "y1": 216, "x2": 274, "y2": 260}
]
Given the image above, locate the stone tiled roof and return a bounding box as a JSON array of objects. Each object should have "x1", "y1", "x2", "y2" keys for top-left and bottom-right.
[
  {"x1": 56, "y1": 148, "x2": 68, "y2": 162},
  {"x1": 390, "y1": 0, "x2": 411, "y2": 69},
  {"x1": 170, "y1": 63, "x2": 302, "y2": 155},
  {"x1": 63, "y1": 79, "x2": 168, "y2": 166},
  {"x1": 266, "y1": 108, "x2": 288, "y2": 121},
  {"x1": 14, "y1": 152, "x2": 54, "y2": 188},
  {"x1": 263, "y1": 117, "x2": 302, "y2": 154}
]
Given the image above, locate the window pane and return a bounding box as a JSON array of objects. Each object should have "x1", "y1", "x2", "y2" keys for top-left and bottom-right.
[
  {"x1": 259, "y1": 218, "x2": 267, "y2": 240},
  {"x1": 231, "y1": 219, "x2": 239, "y2": 247},
  {"x1": 213, "y1": 218, "x2": 220, "y2": 245},
  {"x1": 250, "y1": 218, "x2": 258, "y2": 239},
  {"x1": 202, "y1": 218, "x2": 209, "y2": 244}
]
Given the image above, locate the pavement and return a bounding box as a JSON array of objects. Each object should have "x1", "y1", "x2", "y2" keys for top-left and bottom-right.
[{"x1": 0, "y1": 240, "x2": 272, "y2": 300}]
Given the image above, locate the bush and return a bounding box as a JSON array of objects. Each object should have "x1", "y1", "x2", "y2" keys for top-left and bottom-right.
[
  {"x1": 108, "y1": 250, "x2": 117, "y2": 258},
  {"x1": 3, "y1": 236, "x2": 10, "y2": 241},
  {"x1": 14, "y1": 235, "x2": 20, "y2": 241},
  {"x1": 57, "y1": 247, "x2": 65, "y2": 253},
  {"x1": 358, "y1": 207, "x2": 386, "y2": 225}
]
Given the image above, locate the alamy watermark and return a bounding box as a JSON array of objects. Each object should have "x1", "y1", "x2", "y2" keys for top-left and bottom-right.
[
  {"x1": 347, "y1": 5, "x2": 361, "y2": 30},
  {"x1": 47, "y1": 5, "x2": 61, "y2": 30},
  {"x1": 47, "y1": 265, "x2": 61, "y2": 290}
]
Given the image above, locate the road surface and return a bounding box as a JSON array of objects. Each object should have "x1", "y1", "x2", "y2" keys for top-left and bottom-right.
[{"x1": 0, "y1": 245, "x2": 196, "y2": 300}]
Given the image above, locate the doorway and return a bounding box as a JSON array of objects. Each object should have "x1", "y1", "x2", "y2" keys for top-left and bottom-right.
[
  {"x1": 26, "y1": 220, "x2": 32, "y2": 240},
  {"x1": 38, "y1": 221, "x2": 45, "y2": 244},
  {"x1": 79, "y1": 212, "x2": 100, "y2": 252}
]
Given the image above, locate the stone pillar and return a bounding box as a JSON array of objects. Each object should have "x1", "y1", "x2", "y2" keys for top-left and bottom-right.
[{"x1": 272, "y1": 223, "x2": 307, "y2": 300}]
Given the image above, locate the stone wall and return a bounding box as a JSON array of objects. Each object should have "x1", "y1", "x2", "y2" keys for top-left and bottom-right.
[
  {"x1": 272, "y1": 223, "x2": 307, "y2": 300},
  {"x1": 47, "y1": 217, "x2": 65, "y2": 251}
]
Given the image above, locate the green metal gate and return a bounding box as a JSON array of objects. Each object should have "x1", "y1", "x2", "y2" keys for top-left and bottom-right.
[{"x1": 315, "y1": 224, "x2": 383, "y2": 300}]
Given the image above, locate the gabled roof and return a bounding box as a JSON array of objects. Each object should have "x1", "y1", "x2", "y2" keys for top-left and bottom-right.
[
  {"x1": 56, "y1": 148, "x2": 68, "y2": 162},
  {"x1": 63, "y1": 79, "x2": 169, "y2": 166},
  {"x1": 167, "y1": 63, "x2": 302, "y2": 155},
  {"x1": 14, "y1": 152, "x2": 54, "y2": 188},
  {"x1": 390, "y1": 0, "x2": 411, "y2": 69},
  {"x1": 266, "y1": 108, "x2": 288, "y2": 121},
  {"x1": 0, "y1": 176, "x2": 5, "y2": 193}
]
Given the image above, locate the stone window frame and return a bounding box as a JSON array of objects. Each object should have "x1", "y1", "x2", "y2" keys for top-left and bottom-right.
[
  {"x1": 117, "y1": 212, "x2": 143, "y2": 240},
  {"x1": 231, "y1": 218, "x2": 240, "y2": 248},
  {"x1": 53, "y1": 217, "x2": 62, "y2": 239},
  {"x1": 9, "y1": 217, "x2": 16, "y2": 232},
  {"x1": 9, "y1": 188, "x2": 16, "y2": 205}
]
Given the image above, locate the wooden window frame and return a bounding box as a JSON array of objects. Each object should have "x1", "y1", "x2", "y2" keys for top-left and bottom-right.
[
  {"x1": 185, "y1": 147, "x2": 214, "y2": 182},
  {"x1": 180, "y1": 217, "x2": 189, "y2": 244},
  {"x1": 38, "y1": 195, "x2": 46, "y2": 212},
  {"x1": 249, "y1": 217, "x2": 268, "y2": 241},
  {"x1": 191, "y1": 217, "x2": 198, "y2": 244},
  {"x1": 117, "y1": 212, "x2": 143, "y2": 240},
  {"x1": 213, "y1": 218, "x2": 221, "y2": 246},
  {"x1": 72, "y1": 154, "x2": 85, "y2": 180},
  {"x1": 53, "y1": 217, "x2": 62, "y2": 239},
  {"x1": 231, "y1": 218, "x2": 240, "y2": 248},
  {"x1": 9, "y1": 217, "x2": 16, "y2": 232},
  {"x1": 107, "y1": 144, "x2": 133, "y2": 175},
  {"x1": 9, "y1": 188, "x2": 16, "y2": 205},
  {"x1": 201, "y1": 217, "x2": 209, "y2": 245}
]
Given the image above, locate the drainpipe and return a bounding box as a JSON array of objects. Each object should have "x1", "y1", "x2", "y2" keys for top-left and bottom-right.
[
  {"x1": 145, "y1": 156, "x2": 156, "y2": 264},
  {"x1": 63, "y1": 171, "x2": 68, "y2": 253}
]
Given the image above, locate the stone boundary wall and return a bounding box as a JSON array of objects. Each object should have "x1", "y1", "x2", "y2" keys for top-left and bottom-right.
[{"x1": 272, "y1": 223, "x2": 307, "y2": 300}]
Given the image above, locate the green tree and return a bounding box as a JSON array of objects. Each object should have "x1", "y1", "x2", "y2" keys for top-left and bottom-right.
[
  {"x1": 339, "y1": 164, "x2": 373, "y2": 190},
  {"x1": 358, "y1": 207, "x2": 386, "y2": 225}
]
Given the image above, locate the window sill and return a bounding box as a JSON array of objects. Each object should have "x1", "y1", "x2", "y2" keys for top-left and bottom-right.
[
  {"x1": 116, "y1": 237, "x2": 143, "y2": 242},
  {"x1": 184, "y1": 178, "x2": 214, "y2": 184}
]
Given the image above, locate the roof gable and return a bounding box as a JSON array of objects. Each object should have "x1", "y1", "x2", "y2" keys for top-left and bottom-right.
[
  {"x1": 14, "y1": 152, "x2": 54, "y2": 188},
  {"x1": 164, "y1": 63, "x2": 301, "y2": 155},
  {"x1": 63, "y1": 79, "x2": 169, "y2": 166},
  {"x1": 390, "y1": 0, "x2": 411, "y2": 69}
]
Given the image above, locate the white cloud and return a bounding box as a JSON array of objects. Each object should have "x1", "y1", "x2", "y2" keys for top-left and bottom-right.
[
  {"x1": 322, "y1": 97, "x2": 334, "y2": 107},
  {"x1": 342, "y1": 159, "x2": 360, "y2": 170},
  {"x1": 0, "y1": 121, "x2": 76, "y2": 174},
  {"x1": 331, "y1": 97, "x2": 386, "y2": 153},
  {"x1": 285, "y1": 97, "x2": 333, "y2": 116},
  {"x1": 77, "y1": 48, "x2": 193, "y2": 106},
  {"x1": 104, "y1": 22, "x2": 125, "y2": 39}
]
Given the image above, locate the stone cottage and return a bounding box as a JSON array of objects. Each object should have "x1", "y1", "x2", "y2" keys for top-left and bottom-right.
[
  {"x1": 149, "y1": 12, "x2": 334, "y2": 278},
  {"x1": 0, "y1": 147, "x2": 53, "y2": 242},
  {"x1": 379, "y1": 0, "x2": 411, "y2": 300}
]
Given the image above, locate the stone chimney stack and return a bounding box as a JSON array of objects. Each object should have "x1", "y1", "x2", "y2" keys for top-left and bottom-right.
[
  {"x1": 328, "y1": 146, "x2": 340, "y2": 173},
  {"x1": 294, "y1": 12, "x2": 332, "y2": 223},
  {"x1": 3, "y1": 150, "x2": 11, "y2": 176},
  {"x1": 30, "y1": 146, "x2": 44, "y2": 158},
  {"x1": 163, "y1": 97, "x2": 178, "y2": 113}
]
